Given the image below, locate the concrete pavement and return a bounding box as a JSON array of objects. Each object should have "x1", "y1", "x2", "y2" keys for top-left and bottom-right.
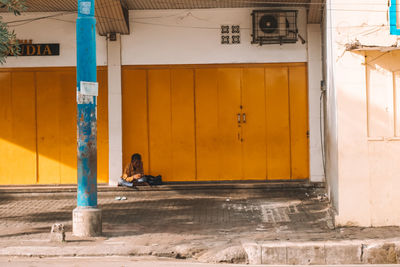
[
  {"x1": 0, "y1": 184, "x2": 399, "y2": 264},
  {"x1": 1, "y1": 256, "x2": 400, "y2": 267}
]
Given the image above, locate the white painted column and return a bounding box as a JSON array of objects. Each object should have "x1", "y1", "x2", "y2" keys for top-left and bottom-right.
[
  {"x1": 307, "y1": 24, "x2": 325, "y2": 182},
  {"x1": 107, "y1": 33, "x2": 123, "y2": 186}
]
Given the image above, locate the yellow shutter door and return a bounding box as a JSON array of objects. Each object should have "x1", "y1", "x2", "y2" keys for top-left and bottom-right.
[
  {"x1": 265, "y1": 67, "x2": 292, "y2": 180},
  {"x1": 148, "y1": 69, "x2": 173, "y2": 179},
  {"x1": 36, "y1": 71, "x2": 62, "y2": 184},
  {"x1": 122, "y1": 64, "x2": 309, "y2": 182},
  {"x1": 97, "y1": 70, "x2": 109, "y2": 183},
  {"x1": 0, "y1": 68, "x2": 108, "y2": 185},
  {"x1": 0, "y1": 72, "x2": 37, "y2": 185},
  {"x1": 289, "y1": 65, "x2": 309, "y2": 179},
  {"x1": 218, "y1": 68, "x2": 243, "y2": 180},
  {"x1": 123, "y1": 68, "x2": 197, "y2": 182},
  {"x1": 122, "y1": 69, "x2": 150, "y2": 174},
  {"x1": 36, "y1": 69, "x2": 109, "y2": 184},
  {"x1": 58, "y1": 71, "x2": 78, "y2": 184},
  {"x1": 195, "y1": 68, "x2": 220, "y2": 181},
  {"x1": 242, "y1": 68, "x2": 267, "y2": 180},
  {"x1": 170, "y1": 69, "x2": 196, "y2": 181}
]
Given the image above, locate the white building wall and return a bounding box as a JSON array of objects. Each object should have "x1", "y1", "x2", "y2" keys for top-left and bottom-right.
[
  {"x1": 328, "y1": 0, "x2": 400, "y2": 226},
  {"x1": 0, "y1": 13, "x2": 107, "y2": 67},
  {"x1": 324, "y1": 0, "x2": 339, "y2": 217},
  {"x1": 122, "y1": 8, "x2": 308, "y2": 65},
  {"x1": 107, "y1": 34, "x2": 123, "y2": 186},
  {"x1": 307, "y1": 24, "x2": 325, "y2": 183}
]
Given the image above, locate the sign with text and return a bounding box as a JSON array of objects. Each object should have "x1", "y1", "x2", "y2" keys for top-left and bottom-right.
[
  {"x1": 18, "y1": 43, "x2": 60, "y2": 56},
  {"x1": 80, "y1": 81, "x2": 98, "y2": 96}
]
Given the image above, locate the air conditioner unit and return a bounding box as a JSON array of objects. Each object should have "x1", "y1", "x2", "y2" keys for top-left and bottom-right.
[{"x1": 251, "y1": 10, "x2": 298, "y2": 45}]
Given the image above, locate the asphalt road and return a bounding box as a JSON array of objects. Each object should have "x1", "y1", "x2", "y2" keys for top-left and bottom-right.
[{"x1": 0, "y1": 257, "x2": 399, "y2": 267}]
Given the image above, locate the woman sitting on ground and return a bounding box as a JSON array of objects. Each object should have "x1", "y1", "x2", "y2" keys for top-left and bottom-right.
[{"x1": 119, "y1": 153, "x2": 144, "y2": 186}]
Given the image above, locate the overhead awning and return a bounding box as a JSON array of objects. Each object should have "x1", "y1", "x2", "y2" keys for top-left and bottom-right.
[{"x1": 1, "y1": 0, "x2": 325, "y2": 35}]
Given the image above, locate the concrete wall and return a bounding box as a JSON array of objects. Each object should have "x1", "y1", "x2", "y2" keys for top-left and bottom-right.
[
  {"x1": 0, "y1": 12, "x2": 107, "y2": 67},
  {"x1": 323, "y1": 0, "x2": 339, "y2": 217},
  {"x1": 328, "y1": 0, "x2": 400, "y2": 226},
  {"x1": 307, "y1": 24, "x2": 325, "y2": 183},
  {"x1": 107, "y1": 34, "x2": 122, "y2": 186},
  {"x1": 122, "y1": 8, "x2": 308, "y2": 65}
]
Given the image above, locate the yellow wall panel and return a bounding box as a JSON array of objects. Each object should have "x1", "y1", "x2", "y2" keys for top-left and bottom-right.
[
  {"x1": 0, "y1": 72, "x2": 12, "y2": 184},
  {"x1": 97, "y1": 70, "x2": 109, "y2": 183},
  {"x1": 265, "y1": 67, "x2": 291, "y2": 179},
  {"x1": 122, "y1": 69, "x2": 149, "y2": 174},
  {"x1": 36, "y1": 71, "x2": 61, "y2": 184},
  {"x1": 120, "y1": 63, "x2": 309, "y2": 183},
  {"x1": 0, "y1": 72, "x2": 37, "y2": 185},
  {"x1": 289, "y1": 65, "x2": 309, "y2": 179},
  {"x1": 58, "y1": 71, "x2": 77, "y2": 184},
  {"x1": 195, "y1": 68, "x2": 220, "y2": 181},
  {"x1": 0, "y1": 68, "x2": 109, "y2": 185},
  {"x1": 170, "y1": 69, "x2": 196, "y2": 181},
  {"x1": 10, "y1": 72, "x2": 37, "y2": 185},
  {"x1": 242, "y1": 68, "x2": 267, "y2": 180},
  {"x1": 218, "y1": 68, "x2": 242, "y2": 180},
  {"x1": 148, "y1": 69, "x2": 172, "y2": 180}
]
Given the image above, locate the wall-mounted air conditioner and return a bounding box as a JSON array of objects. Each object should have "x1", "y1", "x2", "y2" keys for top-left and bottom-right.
[{"x1": 251, "y1": 10, "x2": 298, "y2": 45}]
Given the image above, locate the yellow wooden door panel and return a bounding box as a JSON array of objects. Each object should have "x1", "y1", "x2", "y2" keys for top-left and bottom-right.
[
  {"x1": 36, "y1": 69, "x2": 108, "y2": 185},
  {"x1": 36, "y1": 71, "x2": 61, "y2": 184},
  {"x1": 0, "y1": 72, "x2": 37, "y2": 185},
  {"x1": 289, "y1": 65, "x2": 309, "y2": 179},
  {"x1": 120, "y1": 63, "x2": 309, "y2": 183},
  {"x1": 265, "y1": 67, "x2": 291, "y2": 180},
  {"x1": 218, "y1": 68, "x2": 242, "y2": 180},
  {"x1": 170, "y1": 69, "x2": 196, "y2": 181},
  {"x1": 0, "y1": 68, "x2": 109, "y2": 185},
  {"x1": 58, "y1": 71, "x2": 77, "y2": 184},
  {"x1": 122, "y1": 69, "x2": 149, "y2": 174},
  {"x1": 97, "y1": 70, "x2": 109, "y2": 183},
  {"x1": 195, "y1": 68, "x2": 220, "y2": 181},
  {"x1": 11, "y1": 72, "x2": 37, "y2": 184},
  {"x1": 0, "y1": 72, "x2": 12, "y2": 184},
  {"x1": 242, "y1": 68, "x2": 267, "y2": 180},
  {"x1": 148, "y1": 69, "x2": 172, "y2": 180}
]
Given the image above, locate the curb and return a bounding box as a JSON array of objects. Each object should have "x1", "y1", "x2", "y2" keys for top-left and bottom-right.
[
  {"x1": 0, "y1": 182, "x2": 324, "y2": 195},
  {"x1": 242, "y1": 239, "x2": 400, "y2": 265},
  {"x1": 1, "y1": 238, "x2": 399, "y2": 265}
]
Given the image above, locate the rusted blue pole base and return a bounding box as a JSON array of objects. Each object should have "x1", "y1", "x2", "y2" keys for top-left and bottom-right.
[
  {"x1": 77, "y1": 97, "x2": 98, "y2": 207},
  {"x1": 73, "y1": 207, "x2": 102, "y2": 237}
]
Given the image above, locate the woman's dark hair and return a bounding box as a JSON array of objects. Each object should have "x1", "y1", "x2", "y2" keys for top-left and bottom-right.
[{"x1": 131, "y1": 153, "x2": 142, "y2": 162}]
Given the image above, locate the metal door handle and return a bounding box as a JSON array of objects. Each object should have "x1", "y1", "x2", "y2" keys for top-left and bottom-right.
[
  {"x1": 242, "y1": 113, "x2": 246, "y2": 123},
  {"x1": 237, "y1": 113, "x2": 241, "y2": 123}
]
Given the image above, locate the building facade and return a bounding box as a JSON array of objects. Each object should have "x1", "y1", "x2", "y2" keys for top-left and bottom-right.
[
  {"x1": 0, "y1": 1, "x2": 325, "y2": 187},
  {"x1": 8, "y1": 0, "x2": 400, "y2": 228},
  {"x1": 325, "y1": 0, "x2": 400, "y2": 226}
]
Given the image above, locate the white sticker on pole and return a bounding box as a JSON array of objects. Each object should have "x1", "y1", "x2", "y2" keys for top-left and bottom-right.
[
  {"x1": 80, "y1": 2, "x2": 91, "y2": 15},
  {"x1": 80, "y1": 81, "x2": 98, "y2": 96}
]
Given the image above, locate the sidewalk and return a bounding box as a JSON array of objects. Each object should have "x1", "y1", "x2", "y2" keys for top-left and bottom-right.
[{"x1": 0, "y1": 184, "x2": 399, "y2": 264}]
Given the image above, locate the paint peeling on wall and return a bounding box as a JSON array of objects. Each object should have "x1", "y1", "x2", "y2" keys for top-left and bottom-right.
[{"x1": 77, "y1": 92, "x2": 95, "y2": 104}]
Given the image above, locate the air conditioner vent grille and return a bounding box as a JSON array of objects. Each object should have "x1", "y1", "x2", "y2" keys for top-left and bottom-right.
[{"x1": 251, "y1": 10, "x2": 298, "y2": 45}]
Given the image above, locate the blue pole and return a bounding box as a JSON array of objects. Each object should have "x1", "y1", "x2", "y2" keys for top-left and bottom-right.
[
  {"x1": 76, "y1": 0, "x2": 97, "y2": 207},
  {"x1": 390, "y1": 0, "x2": 400, "y2": 35}
]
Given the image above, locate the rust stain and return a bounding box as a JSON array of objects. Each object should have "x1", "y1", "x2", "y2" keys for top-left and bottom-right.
[{"x1": 80, "y1": 113, "x2": 84, "y2": 122}]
